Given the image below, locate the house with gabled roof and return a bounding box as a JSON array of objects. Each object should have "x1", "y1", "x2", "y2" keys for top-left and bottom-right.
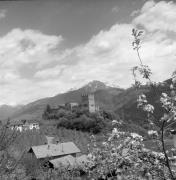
[
  {"x1": 9, "y1": 119, "x2": 39, "y2": 132},
  {"x1": 23, "y1": 119, "x2": 40, "y2": 130},
  {"x1": 10, "y1": 120, "x2": 24, "y2": 132},
  {"x1": 28, "y1": 142, "x2": 81, "y2": 161}
]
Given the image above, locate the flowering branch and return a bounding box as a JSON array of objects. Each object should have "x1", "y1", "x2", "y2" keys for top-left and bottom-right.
[{"x1": 132, "y1": 28, "x2": 175, "y2": 179}]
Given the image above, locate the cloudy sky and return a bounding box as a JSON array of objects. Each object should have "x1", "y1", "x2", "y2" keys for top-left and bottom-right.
[{"x1": 0, "y1": 0, "x2": 175, "y2": 105}]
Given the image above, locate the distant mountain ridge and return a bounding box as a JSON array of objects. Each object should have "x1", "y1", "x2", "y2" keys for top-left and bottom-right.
[
  {"x1": 82, "y1": 80, "x2": 114, "y2": 92},
  {"x1": 0, "y1": 80, "x2": 124, "y2": 121},
  {"x1": 1, "y1": 78, "x2": 171, "y2": 135},
  {"x1": 0, "y1": 105, "x2": 23, "y2": 120}
]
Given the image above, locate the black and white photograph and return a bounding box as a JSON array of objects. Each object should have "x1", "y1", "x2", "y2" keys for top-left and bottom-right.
[{"x1": 0, "y1": 0, "x2": 175, "y2": 179}]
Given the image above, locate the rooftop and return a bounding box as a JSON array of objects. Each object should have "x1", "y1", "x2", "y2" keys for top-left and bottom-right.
[
  {"x1": 29, "y1": 142, "x2": 81, "y2": 159},
  {"x1": 49, "y1": 154, "x2": 93, "y2": 169},
  {"x1": 9, "y1": 119, "x2": 39, "y2": 126},
  {"x1": 10, "y1": 122, "x2": 23, "y2": 126}
]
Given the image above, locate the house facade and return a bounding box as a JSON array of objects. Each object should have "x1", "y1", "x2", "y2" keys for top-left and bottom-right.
[
  {"x1": 9, "y1": 120, "x2": 40, "y2": 132},
  {"x1": 10, "y1": 121, "x2": 24, "y2": 132}
]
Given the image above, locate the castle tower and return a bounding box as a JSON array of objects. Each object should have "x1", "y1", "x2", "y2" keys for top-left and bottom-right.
[
  {"x1": 81, "y1": 93, "x2": 98, "y2": 113},
  {"x1": 88, "y1": 93, "x2": 96, "y2": 113}
]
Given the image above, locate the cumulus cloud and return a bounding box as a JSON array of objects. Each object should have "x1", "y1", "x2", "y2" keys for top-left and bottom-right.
[
  {"x1": 1, "y1": 0, "x2": 176, "y2": 105},
  {"x1": 34, "y1": 24, "x2": 136, "y2": 88},
  {"x1": 0, "y1": 29, "x2": 63, "y2": 104},
  {"x1": 131, "y1": 0, "x2": 176, "y2": 80},
  {"x1": 131, "y1": 9, "x2": 140, "y2": 17},
  {"x1": 133, "y1": 0, "x2": 176, "y2": 32},
  {"x1": 0, "y1": 28, "x2": 63, "y2": 69}
]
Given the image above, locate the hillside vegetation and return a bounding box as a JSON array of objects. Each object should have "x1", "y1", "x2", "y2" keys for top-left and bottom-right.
[
  {"x1": 114, "y1": 79, "x2": 172, "y2": 130},
  {"x1": 0, "y1": 79, "x2": 172, "y2": 137},
  {"x1": 42, "y1": 104, "x2": 115, "y2": 134},
  {"x1": 1, "y1": 81, "x2": 123, "y2": 121}
]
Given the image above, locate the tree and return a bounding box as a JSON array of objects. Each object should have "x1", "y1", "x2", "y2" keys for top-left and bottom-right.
[
  {"x1": 46, "y1": 104, "x2": 51, "y2": 113},
  {"x1": 43, "y1": 104, "x2": 52, "y2": 120},
  {"x1": 0, "y1": 120, "x2": 24, "y2": 178},
  {"x1": 131, "y1": 28, "x2": 176, "y2": 179},
  {"x1": 87, "y1": 127, "x2": 167, "y2": 179},
  {"x1": 85, "y1": 29, "x2": 176, "y2": 180}
]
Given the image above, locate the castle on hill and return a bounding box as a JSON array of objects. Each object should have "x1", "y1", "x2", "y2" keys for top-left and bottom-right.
[
  {"x1": 49, "y1": 93, "x2": 99, "y2": 114},
  {"x1": 81, "y1": 93, "x2": 99, "y2": 113}
]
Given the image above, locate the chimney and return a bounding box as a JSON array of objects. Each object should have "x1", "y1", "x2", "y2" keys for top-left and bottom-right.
[{"x1": 45, "y1": 136, "x2": 54, "y2": 144}]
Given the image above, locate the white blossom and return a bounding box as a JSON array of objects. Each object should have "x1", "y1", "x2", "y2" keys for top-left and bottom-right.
[
  {"x1": 112, "y1": 128, "x2": 118, "y2": 134},
  {"x1": 143, "y1": 104, "x2": 154, "y2": 113},
  {"x1": 148, "y1": 130, "x2": 158, "y2": 136},
  {"x1": 131, "y1": 132, "x2": 142, "y2": 139}
]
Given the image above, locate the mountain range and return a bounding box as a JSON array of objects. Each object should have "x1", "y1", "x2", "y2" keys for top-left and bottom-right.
[
  {"x1": 0, "y1": 80, "x2": 124, "y2": 121},
  {"x1": 0, "y1": 79, "x2": 172, "y2": 133}
]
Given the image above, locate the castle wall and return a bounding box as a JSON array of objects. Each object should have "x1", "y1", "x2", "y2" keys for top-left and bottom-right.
[{"x1": 81, "y1": 94, "x2": 89, "y2": 107}]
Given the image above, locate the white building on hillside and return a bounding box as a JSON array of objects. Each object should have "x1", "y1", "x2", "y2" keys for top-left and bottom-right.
[{"x1": 9, "y1": 119, "x2": 40, "y2": 132}]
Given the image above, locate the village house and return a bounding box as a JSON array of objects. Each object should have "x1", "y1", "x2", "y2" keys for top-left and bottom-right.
[
  {"x1": 22, "y1": 120, "x2": 40, "y2": 130},
  {"x1": 65, "y1": 102, "x2": 79, "y2": 111},
  {"x1": 28, "y1": 141, "x2": 81, "y2": 161},
  {"x1": 10, "y1": 121, "x2": 24, "y2": 132},
  {"x1": 27, "y1": 136, "x2": 92, "y2": 173},
  {"x1": 9, "y1": 119, "x2": 40, "y2": 132}
]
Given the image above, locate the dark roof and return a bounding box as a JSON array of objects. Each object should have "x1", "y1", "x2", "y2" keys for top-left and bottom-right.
[
  {"x1": 9, "y1": 121, "x2": 23, "y2": 126},
  {"x1": 9, "y1": 119, "x2": 39, "y2": 126},
  {"x1": 29, "y1": 142, "x2": 81, "y2": 159},
  {"x1": 25, "y1": 119, "x2": 39, "y2": 124}
]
